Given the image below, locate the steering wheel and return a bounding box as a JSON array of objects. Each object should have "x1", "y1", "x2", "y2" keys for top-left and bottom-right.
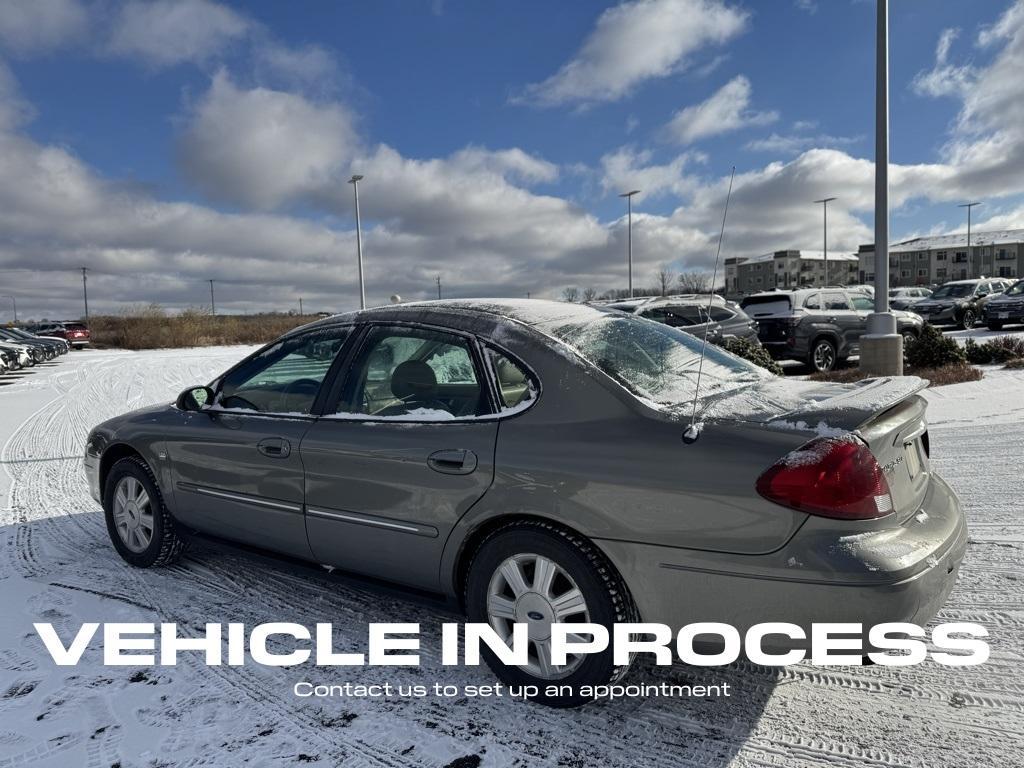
[
  {"x1": 220, "y1": 394, "x2": 259, "y2": 411},
  {"x1": 283, "y1": 378, "x2": 321, "y2": 395}
]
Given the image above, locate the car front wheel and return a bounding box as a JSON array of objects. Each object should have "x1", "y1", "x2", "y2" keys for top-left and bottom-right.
[
  {"x1": 960, "y1": 309, "x2": 977, "y2": 330},
  {"x1": 810, "y1": 338, "x2": 838, "y2": 372},
  {"x1": 465, "y1": 521, "x2": 638, "y2": 707},
  {"x1": 103, "y1": 456, "x2": 187, "y2": 567}
]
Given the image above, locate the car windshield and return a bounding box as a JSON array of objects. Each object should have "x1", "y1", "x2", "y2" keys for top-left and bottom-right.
[
  {"x1": 534, "y1": 313, "x2": 767, "y2": 408},
  {"x1": 1003, "y1": 281, "x2": 1024, "y2": 296},
  {"x1": 931, "y1": 283, "x2": 974, "y2": 299}
]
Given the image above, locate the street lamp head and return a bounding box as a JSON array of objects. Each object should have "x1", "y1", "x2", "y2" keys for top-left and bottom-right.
[
  {"x1": 349, "y1": 174, "x2": 364, "y2": 184},
  {"x1": 619, "y1": 189, "x2": 641, "y2": 198},
  {"x1": 957, "y1": 201, "x2": 981, "y2": 208},
  {"x1": 814, "y1": 197, "x2": 837, "y2": 204}
]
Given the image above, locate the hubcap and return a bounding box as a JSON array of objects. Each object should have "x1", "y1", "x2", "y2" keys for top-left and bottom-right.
[
  {"x1": 963, "y1": 311, "x2": 976, "y2": 329},
  {"x1": 813, "y1": 342, "x2": 835, "y2": 372},
  {"x1": 112, "y1": 476, "x2": 154, "y2": 553},
  {"x1": 486, "y1": 553, "x2": 591, "y2": 680}
]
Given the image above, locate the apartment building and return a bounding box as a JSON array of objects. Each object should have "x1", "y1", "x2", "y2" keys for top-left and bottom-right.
[
  {"x1": 858, "y1": 229, "x2": 1024, "y2": 286},
  {"x1": 725, "y1": 250, "x2": 859, "y2": 295}
]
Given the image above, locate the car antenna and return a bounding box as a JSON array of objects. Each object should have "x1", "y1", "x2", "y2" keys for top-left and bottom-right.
[{"x1": 684, "y1": 165, "x2": 736, "y2": 445}]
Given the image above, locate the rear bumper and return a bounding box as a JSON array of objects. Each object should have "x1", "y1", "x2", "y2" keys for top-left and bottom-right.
[
  {"x1": 984, "y1": 306, "x2": 1024, "y2": 324},
  {"x1": 596, "y1": 472, "x2": 966, "y2": 649}
]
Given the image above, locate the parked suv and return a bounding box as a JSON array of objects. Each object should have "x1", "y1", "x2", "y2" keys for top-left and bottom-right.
[
  {"x1": 910, "y1": 278, "x2": 1012, "y2": 330},
  {"x1": 982, "y1": 279, "x2": 1024, "y2": 330},
  {"x1": 32, "y1": 321, "x2": 91, "y2": 348},
  {"x1": 889, "y1": 287, "x2": 932, "y2": 310},
  {"x1": 605, "y1": 295, "x2": 761, "y2": 345},
  {"x1": 741, "y1": 288, "x2": 924, "y2": 372}
]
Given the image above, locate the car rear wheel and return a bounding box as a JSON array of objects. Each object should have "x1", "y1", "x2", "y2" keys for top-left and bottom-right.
[
  {"x1": 960, "y1": 309, "x2": 977, "y2": 330},
  {"x1": 465, "y1": 521, "x2": 638, "y2": 708},
  {"x1": 810, "y1": 338, "x2": 837, "y2": 372},
  {"x1": 901, "y1": 330, "x2": 918, "y2": 348},
  {"x1": 103, "y1": 456, "x2": 187, "y2": 568}
]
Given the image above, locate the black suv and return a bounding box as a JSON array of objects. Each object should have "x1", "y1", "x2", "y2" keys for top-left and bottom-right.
[
  {"x1": 982, "y1": 279, "x2": 1024, "y2": 330},
  {"x1": 741, "y1": 288, "x2": 924, "y2": 372},
  {"x1": 605, "y1": 296, "x2": 761, "y2": 345},
  {"x1": 910, "y1": 278, "x2": 1012, "y2": 330}
]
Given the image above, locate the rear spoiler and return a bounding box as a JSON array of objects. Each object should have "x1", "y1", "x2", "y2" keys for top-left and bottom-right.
[{"x1": 771, "y1": 376, "x2": 929, "y2": 432}]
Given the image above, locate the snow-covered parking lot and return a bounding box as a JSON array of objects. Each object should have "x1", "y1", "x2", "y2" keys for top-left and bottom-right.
[{"x1": 1, "y1": 347, "x2": 1022, "y2": 767}]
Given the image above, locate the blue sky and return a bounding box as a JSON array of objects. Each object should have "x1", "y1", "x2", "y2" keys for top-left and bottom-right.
[{"x1": 1, "y1": 0, "x2": 1023, "y2": 317}]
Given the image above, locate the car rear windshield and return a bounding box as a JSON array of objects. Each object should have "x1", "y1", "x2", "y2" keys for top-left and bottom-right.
[
  {"x1": 739, "y1": 295, "x2": 792, "y2": 316},
  {"x1": 534, "y1": 313, "x2": 767, "y2": 408},
  {"x1": 931, "y1": 283, "x2": 974, "y2": 299}
]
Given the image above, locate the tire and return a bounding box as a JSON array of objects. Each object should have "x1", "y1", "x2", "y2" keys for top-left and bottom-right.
[
  {"x1": 987, "y1": 321, "x2": 1003, "y2": 331},
  {"x1": 464, "y1": 521, "x2": 638, "y2": 708},
  {"x1": 901, "y1": 330, "x2": 918, "y2": 348},
  {"x1": 809, "y1": 338, "x2": 838, "y2": 372},
  {"x1": 959, "y1": 309, "x2": 977, "y2": 330},
  {"x1": 103, "y1": 456, "x2": 187, "y2": 567}
]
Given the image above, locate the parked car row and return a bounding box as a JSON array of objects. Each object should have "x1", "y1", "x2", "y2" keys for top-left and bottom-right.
[
  {"x1": 600, "y1": 295, "x2": 761, "y2": 346},
  {"x1": 908, "y1": 278, "x2": 1015, "y2": 330},
  {"x1": 0, "y1": 325, "x2": 72, "y2": 373}
]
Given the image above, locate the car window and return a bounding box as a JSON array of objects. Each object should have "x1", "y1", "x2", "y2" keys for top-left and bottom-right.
[
  {"x1": 803, "y1": 293, "x2": 822, "y2": 310},
  {"x1": 1005, "y1": 281, "x2": 1024, "y2": 296},
  {"x1": 217, "y1": 328, "x2": 351, "y2": 414},
  {"x1": 740, "y1": 296, "x2": 792, "y2": 316},
  {"x1": 338, "y1": 326, "x2": 484, "y2": 419},
  {"x1": 932, "y1": 283, "x2": 974, "y2": 298},
  {"x1": 824, "y1": 292, "x2": 850, "y2": 310},
  {"x1": 708, "y1": 307, "x2": 735, "y2": 322},
  {"x1": 486, "y1": 347, "x2": 537, "y2": 413},
  {"x1": 534, "y1": 313, "x2": 767, "y2": 407},
  {"x1": 851, "y1": 296, "x2": 874, "y2": 311}
]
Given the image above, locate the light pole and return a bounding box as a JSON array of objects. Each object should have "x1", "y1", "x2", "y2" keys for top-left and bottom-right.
[
  {"x1": 814, "y1": 197, "x2": 837, "y2": 286},
  {"x1": 81, "y1": 267, "x2": 90, "y2": 322},
  {"x1": 349, "y1": 174, "x2": 366, "y2": 310},
  {"x1": 436, "y1": 275, "x2": 442, "y2": 300},
  {"x1": 1, "y1": 295, "x2": 16, "y2": 323},
  {"x1": 299, "y1": 297, "x2": 303, "y2": 315},
  {"x1": 958, "y1": 202, "x2": 981, "y2": 277},
  {"x1": 861, "y1": 0, "x2": 901, "y2": 375},
  {"x1": 209, "y1": 279, "x2": 216, "y2": 316},
  {"x1": 619, "y1": 190, "x2": 641, "y2": 298}
]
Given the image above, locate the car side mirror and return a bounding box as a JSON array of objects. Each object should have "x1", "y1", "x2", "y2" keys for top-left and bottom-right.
[{"x1": 176, "y1": 385, "x2": 214, "y2": 411}]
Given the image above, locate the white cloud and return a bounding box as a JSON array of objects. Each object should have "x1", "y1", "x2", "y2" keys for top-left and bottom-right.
[
  {"x1": 178, "y1": 72, "x2": 359, "y2": 209},
  {"x1": 663, "y1": 75, "x2": 777, "y2": 144},
  {"x1": 600, "y1": 146, "x2": 702, "y2": 200},
  {"x1": 912, "y1": 27, "x2": 974, "y2": 98},
  {"x1": 0, "y1": 0, "x2": 88, "y2": 54},
  {"x1": 514, "y1": 0, "x2": 747, "y2": 107},
  {"x1": 254, "y1": 41, "x2": 339, "y2": 88},
  {"x1": 745, "y1": 132, "x2": 860, "y2": 155},
  {"x1": 107, "y1": 0, "x2": 250, "y2": 68},
  {"x1": 794, "y1": 0, "x2": 817, "y2": 14}
]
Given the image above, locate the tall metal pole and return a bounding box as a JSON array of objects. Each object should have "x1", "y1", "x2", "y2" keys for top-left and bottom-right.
[
  {"x1": 862, "y1": 0, "x2": 901, "y2": 374},
  {"x1": 619, "y1": 190, "x2": 640, "y2": 298},
  {"x1": 1, "y1": 295, "x2": 16, "y2": 323},
  {"x1": 81, "y1": 267, "x2": 89, "y2": 322},
  {"x1": 349, "y1": 174, "x2": 366, "y2": 310},
  {"x1": 436, "y1": 275, "x2": 442, "y2": 300},
  {"x1": 814, "y1": 197, "x2": 837, "y2": 286},
  {"x1": 209, "y1": 279, "x2": 216, "y2": 316},
  {"x1": 958, "y1": 202, "x2": 981, "y2": 277},
  {"x1": 299, "y1": 297, "x2": 303, "y2": 315}
]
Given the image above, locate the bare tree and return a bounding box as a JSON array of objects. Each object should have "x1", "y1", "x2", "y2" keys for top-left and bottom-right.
[
  {"x1": 655, "y1": 266, "x2": 675, "y2": 296},
  {"x1": 561, "y1": 286, "x2": 580, "y2": 303},
  {"x1": 677, "y1": 271, "x2": 712, "y2": 294},
  {"x1": 582, "y1": 286, "x2": 598, "y2": 302}
]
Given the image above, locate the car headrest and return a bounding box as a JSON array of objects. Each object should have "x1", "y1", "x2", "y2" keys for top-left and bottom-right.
[{"x1": 391, "y1": 360, "x2": 438, "y2": 400}]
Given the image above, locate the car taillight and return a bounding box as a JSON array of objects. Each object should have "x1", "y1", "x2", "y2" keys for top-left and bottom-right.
[{"x1": 755, "y1": 436, "x2": 893, "y2": 520}]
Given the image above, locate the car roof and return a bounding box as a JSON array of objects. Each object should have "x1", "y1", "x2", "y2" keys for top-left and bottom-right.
[{"x1": 293, "y1": 298, "x2": 615, "y2": 335}]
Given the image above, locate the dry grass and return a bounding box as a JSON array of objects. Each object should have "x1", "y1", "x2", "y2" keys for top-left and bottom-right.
[
  {"x1": 89, "y1": 305, "x2": 321, "y2": 350},
  {"x1": 808, "y1": 362, "x2": 983, "y2": 387}
]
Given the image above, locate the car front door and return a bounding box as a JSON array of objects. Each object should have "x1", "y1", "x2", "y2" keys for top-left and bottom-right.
[
  {"x1": 300, "y1": 324, "x2": 499, "y2": 590},
  {"x1": 166, "y1": 327, "x2": 352, "y2": 559}
]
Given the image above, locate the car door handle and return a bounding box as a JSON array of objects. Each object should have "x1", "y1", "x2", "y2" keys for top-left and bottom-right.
[
  {"x1": 257, "y1": 438, "x2": 291, "y2": 458},
  {"x1": 427, "y1": 449, "x2": 477, "y2": 475}
]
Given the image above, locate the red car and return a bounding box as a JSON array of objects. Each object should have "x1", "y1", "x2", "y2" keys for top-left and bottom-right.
[{"x1": 34, "y1": 321, "x2": 91, "y2": 348}]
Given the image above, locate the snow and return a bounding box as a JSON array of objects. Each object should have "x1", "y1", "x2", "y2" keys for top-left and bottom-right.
[
  {"x1": 886, "y1": 228, "x2": 1024, "y2": 251},
  {"x1": 329, "y1": 407, "x2": 458, "y2": 421},
  {"x1": 0, "y1": 348, "x2": 1022, "y2": 767}
]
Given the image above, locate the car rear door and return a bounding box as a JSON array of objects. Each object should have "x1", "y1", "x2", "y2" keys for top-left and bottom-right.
[
  {"x1": 299, "y1": 323, "x2": 498, "y2": 590},
  {"x1": 166, "y1": 327, "x2": 352, "y2": 559},
  {"x1": 822, "y1": 291, "x2": 862, "y2": 355}
]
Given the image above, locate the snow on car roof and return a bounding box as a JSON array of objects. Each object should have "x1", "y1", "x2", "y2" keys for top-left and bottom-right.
[{"x1": 377, "y1": 298, "x2": 611, "y2": 326}]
